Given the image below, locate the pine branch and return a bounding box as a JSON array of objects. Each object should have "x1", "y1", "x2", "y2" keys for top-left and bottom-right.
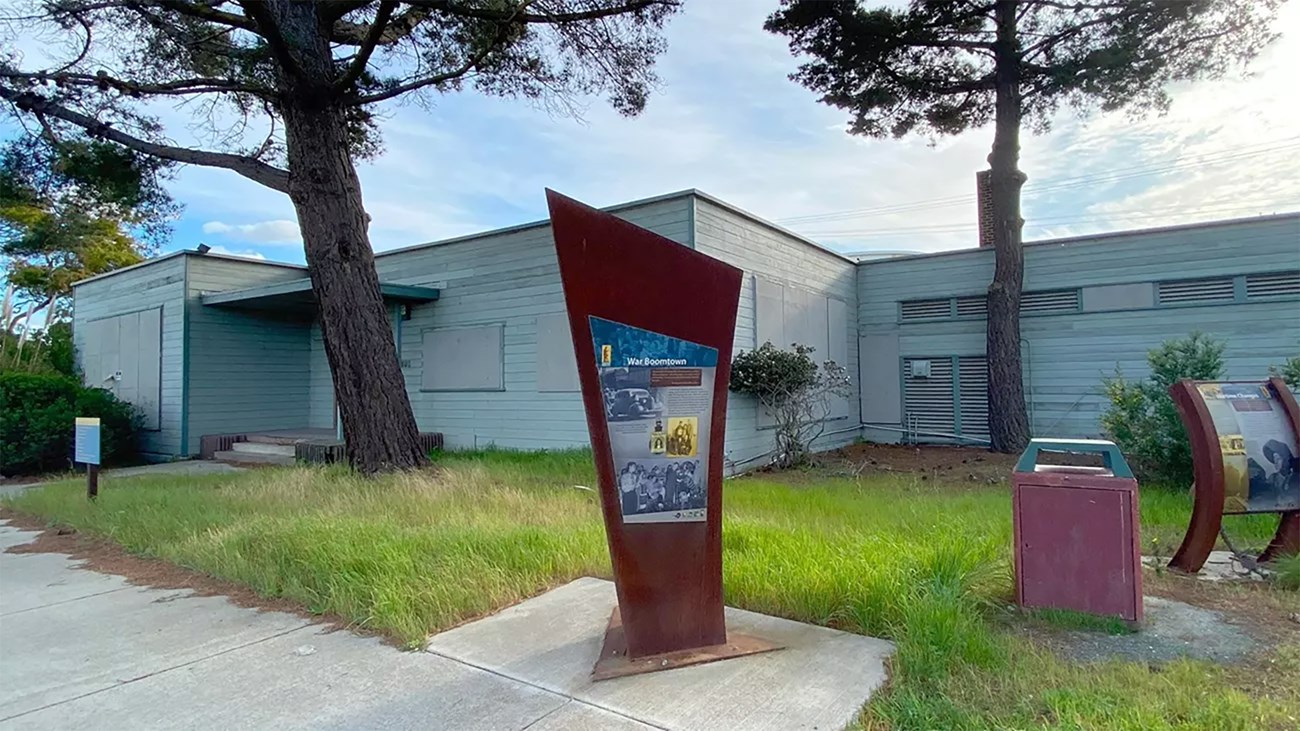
[
  {"x1": 333, "y1": 0, "x2": 398, "y2": 92},
  {"x1": 401, "y1": 0, "x2": 679, "y2": 25},
  {"x1": 0, "y1": 85, "x2": 290, "y2": 193}
]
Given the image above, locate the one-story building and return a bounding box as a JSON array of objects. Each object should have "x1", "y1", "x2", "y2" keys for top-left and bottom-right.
[{"x1": 70, "y1": 189, "x2": 1300, "y2": 467}]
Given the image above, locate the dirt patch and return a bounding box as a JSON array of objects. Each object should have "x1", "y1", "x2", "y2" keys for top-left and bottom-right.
[
  {"x1": 824, "y1": 442, "x2": 1020, "y2": 484},
  {"x1": 0, "y1": 507, "x2": 379, "y2": 644}
]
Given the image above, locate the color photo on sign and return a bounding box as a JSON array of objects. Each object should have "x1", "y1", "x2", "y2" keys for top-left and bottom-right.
[
  {"x1": 1197, "y1": 383, "x2": 1300, "y2": 514},
  {"x1": 592, "y1": 316, "x2": 715, "y2": 524}
]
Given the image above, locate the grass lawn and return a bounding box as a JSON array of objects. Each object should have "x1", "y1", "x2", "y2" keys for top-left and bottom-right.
[{"x1": 5, "y1": 449, "x2": 1299, "y2": 730}]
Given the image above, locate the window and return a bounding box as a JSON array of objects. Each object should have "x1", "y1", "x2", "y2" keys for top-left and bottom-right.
[
  {"x1": 1021, "y1": 289, "x2": 1080, "y2": 314},
  {"x1": 421, "y1": 324, "x2": 504, "y2": 391},
  {"x1": 1246, "y1": 271, "x2": 1300, "y2": 299},
  {"x1": 900, "y1": 298, "x2": 951, "y2": 321},
  {"x1": 754, "y1": 276, "x2": 851, "y2": 424},
  {"x1": 1156, "y1": 277, "x2": 1234, "y2": 305}
]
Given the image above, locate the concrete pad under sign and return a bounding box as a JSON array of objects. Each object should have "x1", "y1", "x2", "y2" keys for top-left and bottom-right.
[{"x1": 425, "y1": 578, "x2": 895, "y2": 731}]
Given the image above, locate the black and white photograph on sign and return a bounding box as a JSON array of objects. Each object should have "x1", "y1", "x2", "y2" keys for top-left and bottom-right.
[
  {"x1": 616, "y1": 458, "x2": 706, "y2": 521},
  {"x1": 601, "y1": 367, "x2": 665, "y2": 421},
  {"x1": 1247, "y1": 438, "x2": 1300, "y2": 512}
]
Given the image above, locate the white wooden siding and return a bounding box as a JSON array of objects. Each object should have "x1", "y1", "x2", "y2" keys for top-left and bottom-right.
[
  {"x1": 858, "y1": 213, "x2": 1300, "y2": 442},
  {"x1": 72, "y1": 257, "x2": 184, "y2": 458},
  {"x1": 691, "y1": 197, "x2": 861, "y2": 469}
]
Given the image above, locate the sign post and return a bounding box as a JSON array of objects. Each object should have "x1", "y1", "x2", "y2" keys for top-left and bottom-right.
[
  {"x1": 547, "y1": 190, "x2": 780, "y2": 680},
  {"x1": 1168, "y1": 377, "x2": 1300, "y2": 572},
  {"x1": 74, "y1": 417, "x2": 101, "y2": 500}
]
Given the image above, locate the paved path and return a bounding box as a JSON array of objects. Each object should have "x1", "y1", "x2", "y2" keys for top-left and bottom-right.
[{"x1": 0, "y1": 521, "x2": 652, "y2": 730}]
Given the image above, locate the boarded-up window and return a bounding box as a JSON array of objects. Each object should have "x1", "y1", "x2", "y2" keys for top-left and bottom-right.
[
  {"x1": 754, "y1": 276, "x2": 851, "y2": 425},
  {"x1": 755, "y1": 277, "x2": 785, "y2": 348},
  {"x1": 535, "y1": 313, "x2": 578, "y2": 392},
  {"x1": 81, "y1": 307, "x2": 162, "y2": 430},
  {"x1": 421, "y1": 324, "x2": 504, "y2": 391}
]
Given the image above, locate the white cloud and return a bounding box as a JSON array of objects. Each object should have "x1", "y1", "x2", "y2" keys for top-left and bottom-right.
[
  {"x1": 203, "y1": 246, "x2": 267, "y2": 261},
  {"x1": 202, "y1": 219, "x2": 301, "y2": 244}
]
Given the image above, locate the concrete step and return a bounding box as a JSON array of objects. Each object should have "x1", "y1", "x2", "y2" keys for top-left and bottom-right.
[
  {"x1": 213, "y1": 450, "x2": 295, "y2": 466},
  {"x1": 245, "y1": 434, "x2": 304, "y2": 446},
  {"x1": 230, "y1": 441, "x2": 295, "y2": 457}
]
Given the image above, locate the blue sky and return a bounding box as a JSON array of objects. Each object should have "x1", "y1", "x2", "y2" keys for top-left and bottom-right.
[{"x1": 17, "y1": 1, "x2": 1300, "y2": 264}]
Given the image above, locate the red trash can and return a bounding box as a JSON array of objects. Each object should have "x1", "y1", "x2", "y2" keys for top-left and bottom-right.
[{"x1": 1012, "y1": 439, "x2": 1142, "y2": 623}]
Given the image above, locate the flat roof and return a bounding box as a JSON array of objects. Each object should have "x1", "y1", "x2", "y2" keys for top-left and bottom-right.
[
  {"x1": 201, "y1": 277, "x2": 439, "y2": 311},
  {"x1": 71, "y1": 250, "x2": 306, "y2": 289},
  {"x1": 854, "y1": 211, "x2": 1300, "y2": 267}
]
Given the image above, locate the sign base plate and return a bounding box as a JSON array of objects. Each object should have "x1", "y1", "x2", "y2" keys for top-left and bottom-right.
[{"x1": 591, "y1": 607, "x2": 782, "y2": 682}]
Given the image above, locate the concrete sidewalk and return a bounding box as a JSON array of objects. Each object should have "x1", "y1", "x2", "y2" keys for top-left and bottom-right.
[{"x1": 0, "y1": 521, "x2": 651, "y2": 730}]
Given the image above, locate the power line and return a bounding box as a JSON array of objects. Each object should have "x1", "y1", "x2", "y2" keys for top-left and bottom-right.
[{"x1": 777, "y1": 137, "x2": 1300, "y2": 226}]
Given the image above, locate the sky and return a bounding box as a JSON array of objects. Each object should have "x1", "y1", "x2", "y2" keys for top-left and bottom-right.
[{"x1": 13, "y1": 1, "x2": 1300, "y2": 263}]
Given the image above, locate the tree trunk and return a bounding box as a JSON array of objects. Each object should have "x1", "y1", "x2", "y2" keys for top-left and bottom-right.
[
  {"x1": 271, "y1": 1, "x2": 428, "y2": 473},
  {"x1": 985, "y1": 0, "x2": 1031, "y2": 453}
]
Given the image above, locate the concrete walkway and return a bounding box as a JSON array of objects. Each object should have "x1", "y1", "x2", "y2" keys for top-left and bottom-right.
[
  {"x1": 0, "y1": 519, "x2": 893, "y2": 730},
  {"x1": 0, "y1": 521, "x2": 644, "y2": 730}
]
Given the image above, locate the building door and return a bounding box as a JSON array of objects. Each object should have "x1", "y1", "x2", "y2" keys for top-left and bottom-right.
[{"x1": 82, "y1": 308, "x2": 162, "y2": 430}]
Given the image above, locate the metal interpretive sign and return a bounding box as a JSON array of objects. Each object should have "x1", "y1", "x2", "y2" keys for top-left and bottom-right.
[
  {"x1": 547, "y1": 189, "x2": 780, "y2": 680},
  {"x1": 1168, "y1": 378, "x2": 1300, "y2": 573}
]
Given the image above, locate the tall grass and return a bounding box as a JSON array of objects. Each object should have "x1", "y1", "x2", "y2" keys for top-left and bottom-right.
[{"x1": 5, "y1": 452, "x2": 1297, "y2": 729}]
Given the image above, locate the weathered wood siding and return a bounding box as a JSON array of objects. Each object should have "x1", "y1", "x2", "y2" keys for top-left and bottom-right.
[
  {"x1": 372, "y1": 196, "x2": 693, "y2": 450},
  {"x1": 856, "y1": 213, "x2": 1300, "y2": 442},
  {"x1": 690, "y1": 197, "x2": 862, "y2": 470},
  {"x1": 71, "y1": 255, "x2": 186, "y2": 459}
]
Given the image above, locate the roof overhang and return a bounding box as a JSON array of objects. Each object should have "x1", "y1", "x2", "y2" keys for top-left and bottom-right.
[{"x1": 200, "y1": 277, "x2": 440, "y2": 312}]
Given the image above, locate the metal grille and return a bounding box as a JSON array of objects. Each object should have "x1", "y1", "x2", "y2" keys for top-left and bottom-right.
[
  {"x1": 957, "y1": 356, "x2": 990, "y2": 437},
  {"x1": 1245, "y1": 271, "x2": 1300, "y2": 299},
  {"x1": 903, "y1": 358, "x2": 955, "y2": 433},
  {"x1": 900, "y1": 298, "x2": 951, "y2": 321},
  {"x1": 1021, "y1": 289, "x2": 1080, "y2": 314},
  {"x1": 1156, "y1": 277, "x2": 1235, "y2": 305},
  {"x1": 955, "y1": 295, "x2": 988, "y2": 317}
]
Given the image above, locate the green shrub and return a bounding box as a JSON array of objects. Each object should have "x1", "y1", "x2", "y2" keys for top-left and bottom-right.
[
  {"x1": 0, "y1": 372, "x2": 139, "y2": 476},
  {"x1": 730, "y1": 342, "x2": 852, "y2": 468},
  {"x1": 1270, "y1": 355, "x2": 1300, "y2": 389},
  {"x1": 1100, "y1": 332, "x2": 1225, "y2": 485}
]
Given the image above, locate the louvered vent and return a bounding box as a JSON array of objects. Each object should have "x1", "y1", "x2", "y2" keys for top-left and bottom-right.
[
  {"x1": 1021, "y1": 289, "x2": 1080, "y2": 314},
  {"x1": 1245, "y1": 271, "x2": 1300, "y2": 299},
  {"x1": 900, "y1": 299, "x2": 951, "y2": 321},
  {"x1": 955, "y1": 295, "x2": 988, "y2": 317},
  {"x1": 904, "y1": 358, "x2": 954, "y2": 433},
  {"x1": 957, "y1": 356, "x2": 989, "y2": 437},
  {"x1": 1157, "y1": 277, "x2": 1234, "y2": 305}
]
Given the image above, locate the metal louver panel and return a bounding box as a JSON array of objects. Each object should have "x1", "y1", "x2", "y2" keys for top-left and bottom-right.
[
  {"x1": 957, "y1": 356, "x2": 989, "y2": 437},
  {"x1": 1246, "y1": 271, "x2": 1300, "y2": 299},
  {"x1": 1157, "y1": 277, "x2": 1234, "y2": 305},
  {"x1": 955, "y1": 295, "x2": 988, "y2": 317},
  {"x1": 903, "y1": 357, "x2": 954, "y2": 432},
  {"x1": 1021, "y1": 289, "x2": 1080, "y2": 314},
  {"x1": 900, "y1": 299, "x2": 951, "y2": 321}
]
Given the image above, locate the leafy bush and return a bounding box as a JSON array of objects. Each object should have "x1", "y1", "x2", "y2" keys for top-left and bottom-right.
[
  {"x1": 0, "y1": 372, "x2": 139, "y2": 476},
  {"x1": 1100, "y1": 332, "x2": 1224, "y2": 485},
  {"x1": 1270, "y1": 355, "x2": 1300, "y2": 389},
  {"x1": 730, "y1": 342, "x2": 852, "y2": 468}
]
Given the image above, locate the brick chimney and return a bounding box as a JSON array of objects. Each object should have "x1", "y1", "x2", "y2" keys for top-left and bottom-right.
[{"x1": 976, "y1": 169, "x2": 994, "y2": 248}]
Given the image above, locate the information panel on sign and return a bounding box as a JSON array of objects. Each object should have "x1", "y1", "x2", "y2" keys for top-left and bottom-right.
[
  {"x1": 1196, "y1": 383, "x2": 1300, "y2": 514},
  {"x1": 74, "y1": 417, "x2": 101, "y2": 466},
  {"x1": 591, "y1": 316, "x2": 715, "y2": 524}
]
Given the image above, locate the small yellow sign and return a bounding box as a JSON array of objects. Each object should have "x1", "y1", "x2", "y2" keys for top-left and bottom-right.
[
  {"x1": 75, "y1": 417, "x2": 101, "y2": 427},
  {"x1": 600, "y1": 344, "x2": 612, "y2": 366}
]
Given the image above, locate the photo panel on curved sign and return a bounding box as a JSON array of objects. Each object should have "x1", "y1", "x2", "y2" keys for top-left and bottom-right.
[
  {"x1": 1196, "y1": 383, "x2": 1300, "y2": 514},
  {"x1": 592, "y1": 316, "x2": 715, "y2": 524}
]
